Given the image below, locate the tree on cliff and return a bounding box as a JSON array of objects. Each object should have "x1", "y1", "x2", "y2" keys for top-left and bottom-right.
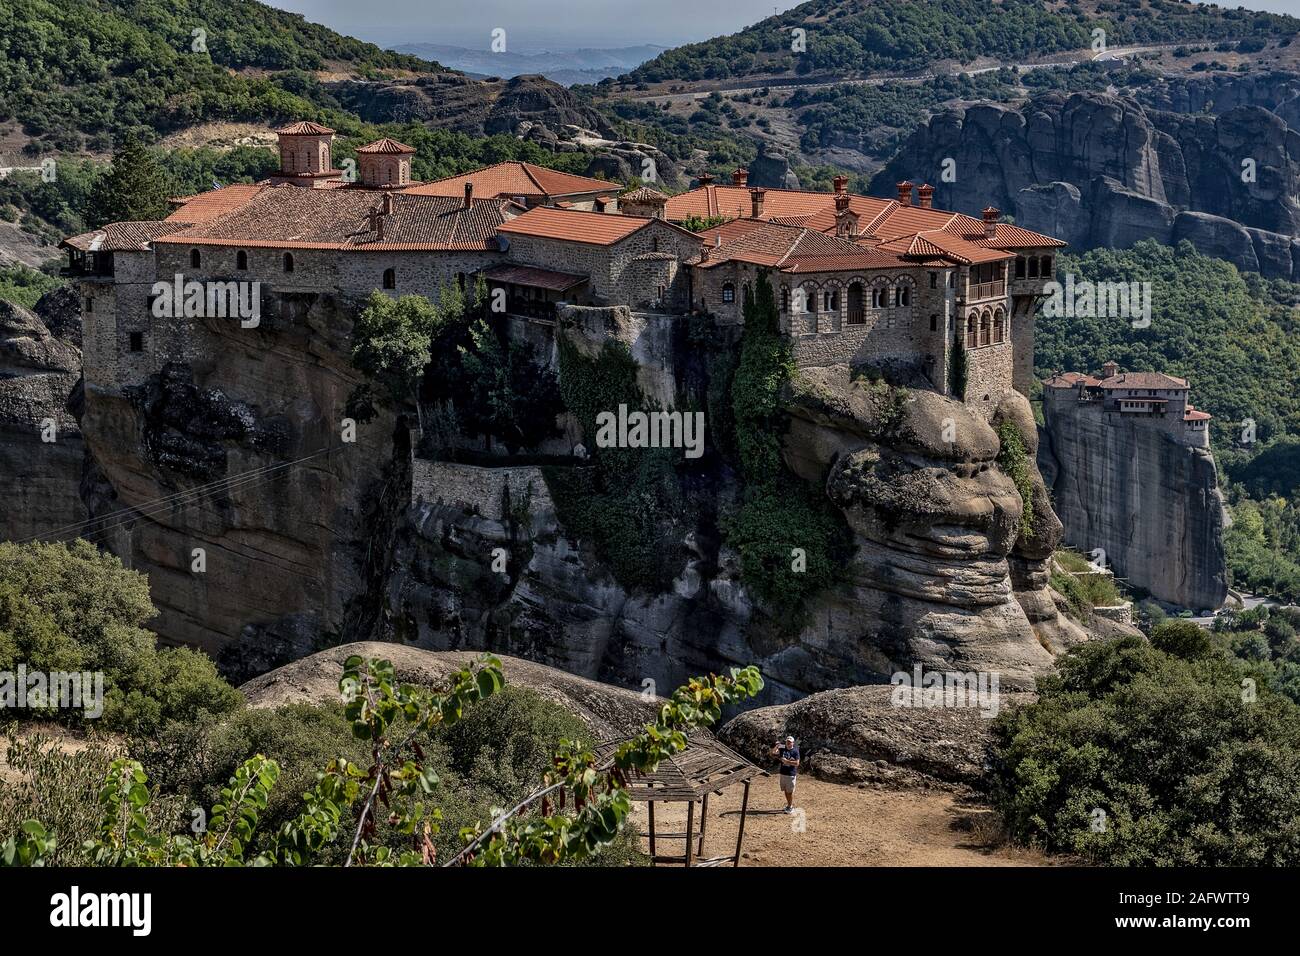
[
  {"x1": 723, "y1": 274, "x2": 849, "y2": 613},
  {"x1": 85, "y1": 137, "x2": 175, "y2": 228}
]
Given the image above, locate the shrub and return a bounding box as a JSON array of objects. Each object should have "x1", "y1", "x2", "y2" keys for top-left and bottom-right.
[
  {"x1": 0, "y1": 541, "x2": 240, "y2": 735},
  {"x1": 991, "y1": 636, "x2": 1300, "y2": 865}
]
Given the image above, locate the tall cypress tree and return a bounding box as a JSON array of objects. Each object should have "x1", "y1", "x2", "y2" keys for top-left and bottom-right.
[{"x1": 86, "y1": 136, "x2": 175, "y2": 228}]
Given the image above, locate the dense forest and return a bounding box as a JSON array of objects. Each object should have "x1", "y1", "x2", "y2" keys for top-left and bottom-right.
[
  {"x1": 0, "y1": 0, "x2": 441, "y2": 153},
  {"x1": 623, "y1": 0, "x2": 1300, "y2": 83}
]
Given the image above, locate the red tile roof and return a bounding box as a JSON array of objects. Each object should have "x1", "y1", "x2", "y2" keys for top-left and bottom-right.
[
  {"x1": 1043, "y1": 372, "x2": 1102, "y2": 389},
  {"x1": 665, "y1": 184, "x2": 1065, "y2": 255},
  {"x1": 1100, "y1": 371, "x2": 1189, "y2": 390},
  {"x1": 480, "y1": 263, "x2": 586, "y2": 291},
  {"x1": 696, "y1": 221, "x2": 907, "y2": 273},
  {"x1": 62, "y1": 220, "x2": 190, "y2": 252},
  {"x1": 356, "y1": 137, "x2": 415, "y2": 154},
  {"x1": 1184, "y1": 406, "x2": 1212, "y2": 421},
  {"x1": 497, "y1": 206, "x2": 664, "y2": 245},
  {"x1": 275, "y1": 121, "x2": 335, "y2": 135},
  {"x1": 403, "y1": 162, "x2": 614, "y2": 200},
  {"x1": 877, "y1": 228, "x2": 1010, "y2": 265},
  {"x1": 167, "y1": 184, "x2": 268, "y2": 223},
  {"x1": 154, "y1": 187, "x2": 513, "y2": 251},
  {"x1": 620, "y1": 186, "x2": 669, "y2": 203}
]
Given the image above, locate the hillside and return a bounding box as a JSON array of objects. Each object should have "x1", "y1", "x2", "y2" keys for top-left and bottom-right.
[
  {"x1": 0, "y1": 0, "x2": 449, "y2": 155},
  {"x1": 622, "y1": 0, "x2": 1300, "y2": 84}
]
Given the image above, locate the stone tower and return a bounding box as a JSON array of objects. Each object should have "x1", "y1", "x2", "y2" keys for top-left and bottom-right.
[
  {"x1": 356, "y1": 138, "x2": 416, "y2": 188},
  {"x1": 269, "y1": 121, "x2": 340, "y2": 186}
]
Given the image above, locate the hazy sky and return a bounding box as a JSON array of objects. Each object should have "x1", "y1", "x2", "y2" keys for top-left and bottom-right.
[
  {"x1": 268, "y1": 0, "x2": 1300, "y2": 51},
  {"x1": 268, "y1": 0, "x2": 803, "y2": 49}
]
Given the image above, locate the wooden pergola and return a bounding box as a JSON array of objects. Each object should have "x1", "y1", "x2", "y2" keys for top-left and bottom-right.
[{"x1": 596, "y1": 732, "x2": 765, "y2": 868}]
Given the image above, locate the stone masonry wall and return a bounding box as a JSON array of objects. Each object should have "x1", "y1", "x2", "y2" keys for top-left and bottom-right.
[{"x1": 411, "y1": 459, "x2": 551, "y2": 521}]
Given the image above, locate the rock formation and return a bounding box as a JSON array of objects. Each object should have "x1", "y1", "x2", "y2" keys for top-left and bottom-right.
[
  {"x1": 380, "y1": 309, "x2": 1100, "y2": 705},
  {"x1": 1039, "y1": 394, "x2": 1229, "y2": 610},
  {"x1": 721, "y1": 684, "x2": 1036, "y2": 790},
  {"x1": 75, "y1": 296, "x2": 396, "y2": 680},
  {"x1": 877, "y1": 91, "x2": 1300, "y2": 280},
  {"x1": 0, "y1": 290, "x2": 86, "y2": 542}
]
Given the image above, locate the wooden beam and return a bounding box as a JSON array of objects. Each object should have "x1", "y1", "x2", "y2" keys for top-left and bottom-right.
[
  {"x1": 684, "y1": 800, "x2": 695, "y2": 868},
  {"x1": 733, "y1": 779, "x2": 751, "y2": 868},
  {"x1": 698, "y1": 792, "x2": 709, "y2": 858}
]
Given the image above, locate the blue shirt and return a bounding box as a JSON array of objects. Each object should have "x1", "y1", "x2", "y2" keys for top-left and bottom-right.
[{"x1": 779, "y1": 746, "x2": 799, "y2": 776}]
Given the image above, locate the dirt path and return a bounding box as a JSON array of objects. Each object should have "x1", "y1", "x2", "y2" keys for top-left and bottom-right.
[{"x1": 627, "y1": 776, "x2": 1050, "y2": 867}]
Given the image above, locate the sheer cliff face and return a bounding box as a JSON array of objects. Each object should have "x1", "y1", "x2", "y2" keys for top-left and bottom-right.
[
  {"x1": 75, "y1": 297, "x2": 396, "y2": 678},
  {"x1": 382, "y1": 313, "x2": 1093, "y2": 703},
  {"x1": 877, "y1": 90, "x2": 1300, "y2": 281},
  {"x1": 1039, "y1": 400, "x2": 1228, "y2": 610},
  {"x1": 0, "y1": 291, "x2": 86, "y2": 543}
]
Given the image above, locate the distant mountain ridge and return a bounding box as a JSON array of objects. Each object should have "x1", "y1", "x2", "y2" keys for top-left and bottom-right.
[
  {"x1": 395, "y1": 44, "x2": 666, "y2": 86},
  {"x1": 624, "y1": 0, "x2": 1300, "y2": 83}
]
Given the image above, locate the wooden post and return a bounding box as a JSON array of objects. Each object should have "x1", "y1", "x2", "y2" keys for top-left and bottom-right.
[
  {"x1": 698, "y1": 792, "x2": 709, "y2": 858},
  {"x1": 647, "y1": 801, "x2": 656, "y2": 862},
  {"x1": 733, "y1": 780, "x2": 751, "y2": 868},
  {"x1": 684, "y1": 800, "x2": 695, "y2": 868}
]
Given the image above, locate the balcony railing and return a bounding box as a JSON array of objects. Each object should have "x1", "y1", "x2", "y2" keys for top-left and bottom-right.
[{"x1": 967, "y1": 280, "x2": 1006, "y2": 301}]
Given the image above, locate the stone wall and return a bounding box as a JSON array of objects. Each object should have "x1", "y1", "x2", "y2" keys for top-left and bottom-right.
[
  {"x1": 1039, "y1": 391, "x2": 1229, "y2": 609},
  {"x1": 411, "y1": 459, "x2": 551, "y2": 521}
]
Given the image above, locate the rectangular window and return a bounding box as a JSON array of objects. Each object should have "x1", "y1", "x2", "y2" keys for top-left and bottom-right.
[
  {"x1": 930, "y1": 314, "x2": 938, "y2": 331},
  {"x1": 129, "y1": 331, "x2": 144, "y2": 353},
  {"x1": 84, "y1": 297, "x2": 93, "y2": 314},
  {"x1": 929, "y1": 272, "x2": 937, "y2": 289}
]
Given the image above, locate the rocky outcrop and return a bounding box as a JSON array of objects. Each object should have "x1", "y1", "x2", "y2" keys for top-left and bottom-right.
[
  {"x1": 1039, "y1": 400, "x2": 1228, "y2": 610},
  {"x1": 75, "y1": 295, "x2": 397, "y2": 677},
  {"x1": 240, "y1": 642, "x2": 659, "y2": 742},
  {"x1": 329, "y1": 73, "x2": 617, "y2": 140},
  {"x1": 748, "y1": 142, "x2": 800, "y2": 190},
  {"x1": 720, "y1": 684, "x2": 1035, "y2": 791},
  {"x1": 877, "y1": 91, "x2": 1300, "y2": 280},
  {"x1": 0, "y1": 289, "x2": 86, "y2": 542}
]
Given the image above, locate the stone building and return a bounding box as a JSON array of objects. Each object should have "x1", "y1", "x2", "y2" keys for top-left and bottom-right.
[
  {"x1": 1040, "y1": 364, "x2": 1226, "y2": 609},
  {"x1": 63, "y1": 122, "x2": 1068, "y2": 429}
]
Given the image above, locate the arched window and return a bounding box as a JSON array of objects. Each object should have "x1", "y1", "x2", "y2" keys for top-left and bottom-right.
[
  {"x1": 382, "y1": 268, "x2": 396, "y2": 290},
  {"x1": 236, "y1": 250, "x2": 248, "y2": 270},
  {"x1": 1028, "y1": 256, "x2": 1039, "y2": 278},
  {"x1": 721, "y1": 282, "x2": 735, "y2": 303},
  {"x1": 872, "y1": 286, "x2": 884, "y2": 309},
  {"x1": 966, "y1": 314, "x2": 978, "y2": 349},
  {"x1": 823, "y1": 289, "x2": 838, "y2": 312},
  {"x1": 847, "y1": 283, "x2": 864, "y2": 324},
  {"x1": 993, "y1": 310, "x2": 1005, "y2": 344},
  {"x1": 898, "y1": 285, "x2": 911, "y2": 307},
  {"x1": 980, "y1": 311, "x2": 992, "y2": 347},
  {"x1": 190, "y1": 249, "x2": 201, "y2": 269},
  {"x1": 1040, "y1": 255, "x2": 1053, "y2": 276},
  {"x1": 283, "y1": 253, "x2": 295, "y2": 273}
]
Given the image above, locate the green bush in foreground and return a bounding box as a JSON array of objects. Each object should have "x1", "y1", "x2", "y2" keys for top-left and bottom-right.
[
  {"x1": 990, "y1": 630, "x2": 1300, "y2": 865},
  {"x1": 0, "y1": 540, "x2": 241, "y2": 736},
  {"x1": 2, "y1": 655, "x2": 763, "y2": 867}
]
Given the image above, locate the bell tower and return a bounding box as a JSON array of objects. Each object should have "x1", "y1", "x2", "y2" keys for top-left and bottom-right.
[{"x1": 270, "y1": 121, "x2": 340, "y2": 186}]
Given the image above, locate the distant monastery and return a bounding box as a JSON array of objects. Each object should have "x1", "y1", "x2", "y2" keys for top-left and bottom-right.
[{"x1": 63, "y1": 120, "x2": 1066, "y2": 418}]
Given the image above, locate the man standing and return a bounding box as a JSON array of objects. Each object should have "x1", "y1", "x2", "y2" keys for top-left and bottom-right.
[{"x1": 770, "y1": 734, "x2": 799, "y2": 812}]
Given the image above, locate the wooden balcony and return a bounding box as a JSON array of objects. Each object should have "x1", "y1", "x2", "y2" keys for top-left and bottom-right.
[{"x1": 966, "y1": 279, "x2": 1006, "y2": 301}]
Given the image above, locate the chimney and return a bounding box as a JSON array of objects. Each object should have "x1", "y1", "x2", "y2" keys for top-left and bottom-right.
[
  {"x1": 368, "y1": 207, "x2": 378, "y2": 232},
  {"x1": 732, "y1": 167, "x2": 748, "y2": 187},
  {"x1": 750, "y1": 187, "x2": 766, "y2": 219},
  {"x1": 917, "y1": 183, "x2": 934, "y2": 209},
  {"x1": 982, "y1": 206, "x2": 999, "y2": 238},
  {"x1": 897, "y1": 181, "x2": 913, "y2": 206},
  {"x1": 382, "y1": 191, "x2": 394, "y2": 216},
  {"x1": 697, "y1": 172, "x2": 714, "y2": 187},
  {"x1": 464, "y1": 182, "x2": 473, "y2": 209},
  {"x1": 376, "y1": 215, "x2": 385, "y2": 241},
  {"x1": 832, "y1": 175, "x2": 848, "y2": 196},
  {"x1": 1100, "y1": 360, "x2": 1119, "y2": 380}
]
